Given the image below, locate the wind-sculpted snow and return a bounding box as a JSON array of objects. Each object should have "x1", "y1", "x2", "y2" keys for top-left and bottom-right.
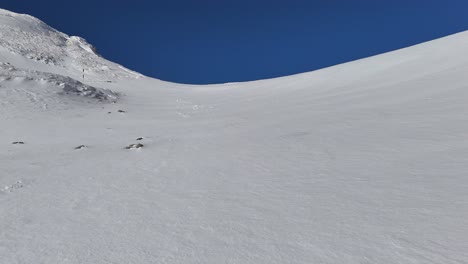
[
  {"x1": 0, "y1": 62, "x2": 119, "y2": 119},
  {"x1": 0, "y1": 62, "x2": 119, "y2": 101}
]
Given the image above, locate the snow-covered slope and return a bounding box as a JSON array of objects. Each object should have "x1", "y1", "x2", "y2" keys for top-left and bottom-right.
[
  {"x1": 1, "y1": 8, "x2": 468, "y2": 264},
  {"x1": 0, "y1": 8, "x2": 141, "y2": 79}
]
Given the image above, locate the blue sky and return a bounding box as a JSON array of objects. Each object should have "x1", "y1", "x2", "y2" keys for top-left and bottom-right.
[{"x1": 2, "y1": 1, "x2": 468, "y2": 84}]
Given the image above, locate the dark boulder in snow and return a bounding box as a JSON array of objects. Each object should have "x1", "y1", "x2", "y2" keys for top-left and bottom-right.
[
  {"x1": 125, "y1": 143, "x2": 144, "y2": 150},
  {"x1": 74, "y1": 145, "x2": 87, "y2": 150}
]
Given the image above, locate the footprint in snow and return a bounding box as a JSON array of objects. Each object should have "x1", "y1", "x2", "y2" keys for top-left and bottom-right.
[{"x1": 1, "y1": 181, "x2": 24, "y2": 194}]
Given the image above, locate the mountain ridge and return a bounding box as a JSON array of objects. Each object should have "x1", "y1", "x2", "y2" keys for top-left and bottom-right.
[{"x1": 2, "y1": 7, "x2": 468, "y2": 86}]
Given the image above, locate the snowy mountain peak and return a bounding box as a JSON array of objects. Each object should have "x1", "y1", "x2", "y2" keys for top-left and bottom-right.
[
  {"x1": 0, "y1": 8, "x2": 142, "y2": 80},
  {"x1": 0, "y1": 8, "x2": 138, "y2": 116},
  {"x1": 0, "y1": 8, "x2": 51, "y2": 28}
]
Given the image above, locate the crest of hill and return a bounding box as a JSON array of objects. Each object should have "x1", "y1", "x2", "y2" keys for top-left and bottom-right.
[{"x1": 0, "y1": 8, "x2": 142, "y2": 81}]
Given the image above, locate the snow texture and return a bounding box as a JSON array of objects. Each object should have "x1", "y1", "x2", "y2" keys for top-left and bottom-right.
[{"x1": 1, "y1": 8, "x2": 468, "y2": 264}]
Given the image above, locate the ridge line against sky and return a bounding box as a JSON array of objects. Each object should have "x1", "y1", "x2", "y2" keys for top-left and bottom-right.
[{"x1": 2, "y1": 0, "x2": 468, "y2": 84}]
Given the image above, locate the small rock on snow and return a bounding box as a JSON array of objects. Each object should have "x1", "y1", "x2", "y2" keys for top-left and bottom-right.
[{"x1": 125, "y1": 143, "x2": 144, "y2": 150}]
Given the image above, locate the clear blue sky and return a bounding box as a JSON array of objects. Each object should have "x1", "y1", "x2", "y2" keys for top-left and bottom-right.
[{"x1": 2, "y1": 1, "x2": 468, "y2": 84}]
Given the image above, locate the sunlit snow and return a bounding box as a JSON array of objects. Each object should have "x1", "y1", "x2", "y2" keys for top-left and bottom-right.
[{"x1": 1, "y1": 8, "x2": 467, "y2": 264}]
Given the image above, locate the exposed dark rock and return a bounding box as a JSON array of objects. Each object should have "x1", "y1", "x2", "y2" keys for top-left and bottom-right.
[
  {"x1": 125, "y1": 143, "x2": 144, "y2": 150},
  {"x1": 75, "y1": 145, "x2": 87, "y2": 150}
]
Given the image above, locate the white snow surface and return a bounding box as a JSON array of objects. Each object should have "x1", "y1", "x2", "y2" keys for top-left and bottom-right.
[{"x1": 1, "y1": 8, "x2": 468, "y2": 264}]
